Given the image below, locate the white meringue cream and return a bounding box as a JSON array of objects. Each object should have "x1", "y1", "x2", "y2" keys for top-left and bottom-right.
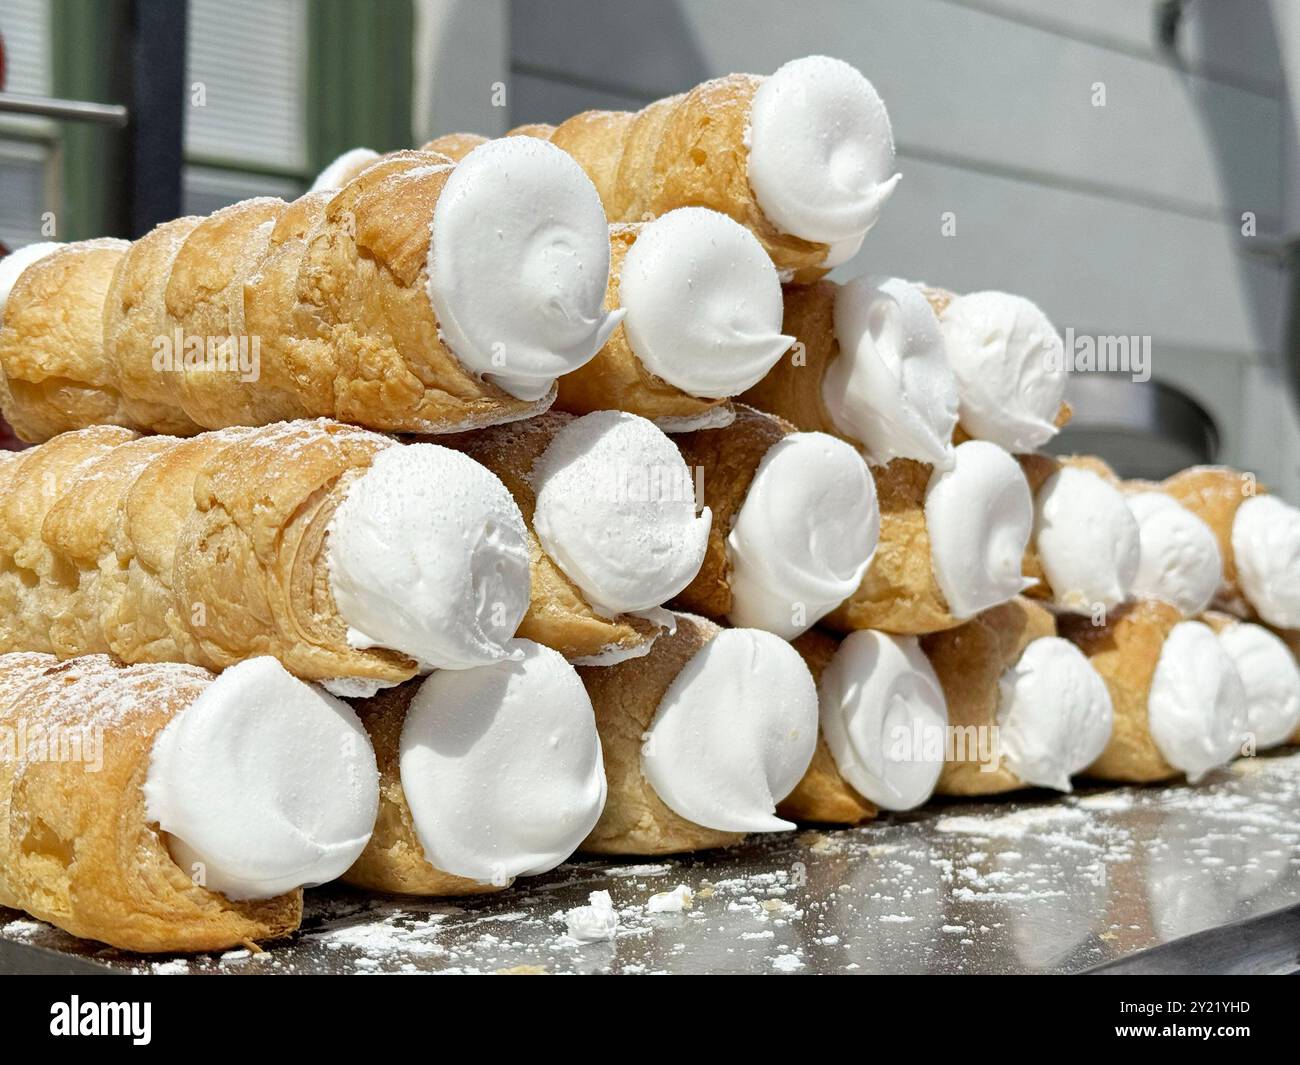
[
  {"x1": 642, "y1": 627, "x2": 818, "y2": 833},
  {"x1": 400, "y1": 640, "x2": 606, "y2": 884},
  {"x1": 823, "y1": 275, "x2": 960, "y2": 469},
  {"x1": 818, "y1": 630, "x2": 948, "y2": 811},
  {"x1": 144, "y1": 658, "x2": 379, "y2": 901},
  {"x1": 327, "y1": 442, "x2": 531, "y2": 671},
  {"x1": 939, "y1": 291, "x2": 1066, "y2": 452},
  {"x1": 997, "y1": 637, "x2": 1113, "y2": 792},
  {"x1": 652, "y1": 405, "x2": 738, "y2": 434},
  {"x1": 427, "y1": 137, "x2": 624, "y2": 401},
  {"x1": 309, "y1": 147, "x2": 380, "y2": 192},
  {"x1": 747, "y1": 56, "x2": 901, "y2": 248},
  {"x1": 822, "y1": 232, "x2": 865, "y2": 269},
  {"x1": 0, "y1": 241, "x2": 62, "y2": 316},
  {"x1": 618, "y1": 207, "x2": 792, "y2": 398},
  {"x1": 726, "y1": 432, "x2": 878, "y2": 638},
  {"x1": 1216, "y1": 621, "x2": 1300, "y2": 749},
  {"x1": 1232, "y1": 494, "x2": 1300, "y2": 628},
  {"x1": 319, "y1": 675, "x2": 402, "y2": 700},
  {"x1": 532, "y1": 411, "x2": 711, "y2": 615},
  {"x1": 1148, "y1": 620, "x2": 1247, "y2": 782},
  {"x1": 1033, "y1": 467, "x2": 1140, "y2": 612},
  {"x1": 566, "y1": 890, "x2": 619, "y2": 941},
  {"x1": 925, "y1": 440, "x2": 1035, "y2": 619},
  {"x1": 1127, "y1": 491, "x2": 1221, "y2": 616}
]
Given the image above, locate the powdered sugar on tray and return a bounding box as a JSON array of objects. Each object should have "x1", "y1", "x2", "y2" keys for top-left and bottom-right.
[{"x1": 3, "y1": 750, "x2": 1297, "y2": 975}]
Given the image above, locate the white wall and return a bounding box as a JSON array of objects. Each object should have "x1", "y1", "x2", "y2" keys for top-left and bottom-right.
[{"x1": 505, "y1": 0, "x2": 1300, "y2": 500}]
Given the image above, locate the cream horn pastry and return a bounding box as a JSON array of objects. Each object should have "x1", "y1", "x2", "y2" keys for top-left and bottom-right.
[
  {"x1": 670, "y1": 405, "x2": 878, "y2": 638},
  {"x1": 1125, "y1": 489, "x2": 1222, "y2": 616},
  {"x1": 932, "y1": 289, "x2": 1070, "y2": 452},
  {"x1": 742, "y1": 277, "x2": 960, "y2": 469},
  {"x1": 345, "y1": 640, "x2": 606, "y2": 895},
  {"x1": 554, "y1": 208, "x2": 792, "y2": 431},
  {"x1": 1, "y1": 653, "x2": 378, "y2": 952},
  {"x1": 1163, "y1": 466, "x2": 1300, "y2": 630},
  {"x1": 826, "y1": 439, "x2": 1036, "y2": 635},
  {"x1": 305, "y1": 157, "x2": 790, "y2": 428},
  {"x1": 578, "y1": 614, "x2": 817, "y2": 854},
  {"x1": 1200, "y1": 612, "x2": 1300, "y2": 750},
  {"x1": 922, "y1": 597, "x2": 1112, "y2": 795},
  {"x1": 419, "y1": 132, "x2": 489, "y2": 161},
  {"x1": 0, "y1": 139, "x2": 622, "y2": 441},
  {"x1": 1059, "y1": 600, "x2": 1246, "y2": 782},
  {"x1": 466, "y1": 56, "x2": 899, "y2": 281},
  {"x1": 0, "y1": 419, "x2": 531, "y2": 690},
  {"x1": 737, "y1": 279, "x2": 1035, "y2": 634},
  {"x1": 779, "y1": 628, "x2": 947, "y2": 824},
  {"x1": 1019, "y1": 454, "x2": 1140, "y2": 612},
  {"x1": 308, "y1": 146, "x2": 381, "y2": 191},
  {"x1": 440, "y1": 410, "x2": 710, "y2": 664}
]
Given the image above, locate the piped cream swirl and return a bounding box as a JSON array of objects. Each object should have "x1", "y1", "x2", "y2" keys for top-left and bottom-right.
[
  {"x1": 619, "y1": 207, "x2": 792, "y2": 398},
  {"x1": 747, "y1": 56, "x2": 901, "y2": 250},
  {"x1": 532, "y1": 412, "x2": 711, "y2": 615},
  {"x1": 823, "y1": 275, "x2": 959, "y2": 468},
  {"x1": 327, "y1": 443, "x2": 532, "y2": 670},
  {"x1": 399, "y1": 640, "x2": 606, "y2": 883},
  {"x1": 818, "y1": 631, "x2": 948, "y2": 811},
  {"x1": 726, "y1": 432, "x2": 878, "y2": 638},
  {"x1": 925, "y1": 440, "x2": 1035, "y2": 619},
  {"x1": 427, "y1": 137, "x2": 624, "y2": 401},
  {"x1": 642, "y1": 627, "x2": 818, "y2": 833},
  {"x1": 939, "y1": 291, "x2": 1066, "y2": 452}
]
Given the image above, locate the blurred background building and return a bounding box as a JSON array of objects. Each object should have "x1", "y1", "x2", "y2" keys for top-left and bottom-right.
[{"x1": 0, "y1": 0, "x2": 1297, "y2": 499}]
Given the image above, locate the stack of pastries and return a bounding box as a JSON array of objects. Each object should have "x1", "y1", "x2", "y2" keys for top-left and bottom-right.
[{"x1": 0, "y1": 55, "x2": 1296, "y2": 954}]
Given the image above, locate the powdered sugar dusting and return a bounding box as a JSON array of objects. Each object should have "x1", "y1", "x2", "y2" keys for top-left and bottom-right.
[{"x1": 3, "y1": 750, "x2": 1298, "y2": 974}]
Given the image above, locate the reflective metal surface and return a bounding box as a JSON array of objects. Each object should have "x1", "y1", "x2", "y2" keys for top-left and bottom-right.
[
  {"x1": 0, "y1": 91, "x2": 129, "y2": 126},
  {"x1": 2, "y1": 750, "x2": 1298, "y2": 974},
  {"x1": 1050, "y1": 375, "x2": 1219, "y2": 480}
]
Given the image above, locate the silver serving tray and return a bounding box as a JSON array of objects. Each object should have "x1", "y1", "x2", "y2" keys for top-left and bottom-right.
[{"x1": 3, "y1": 750, "x2": 1298, "y2": 975}]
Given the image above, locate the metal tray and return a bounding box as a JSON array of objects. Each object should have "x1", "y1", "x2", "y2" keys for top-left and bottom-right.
[{"x1": 3, "y1": 750, "x2": 1298, "y2": 974}]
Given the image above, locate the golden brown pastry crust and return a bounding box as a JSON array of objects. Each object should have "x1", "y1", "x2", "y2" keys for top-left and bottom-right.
[
  {"x1": 343, "y1": 680, "x2": 503, "y2": 897},
  {"x1": 506, "y1": 73, "x2": 832, "y2": 279},
  {"x1": 1058, "y1": 598, "x2": 1183, "y2": 782},
  {"x1": 825, "y1": 458, "x2": 960, "y2": 635},
  {"x1": 1163, "y1": 465, "x2": 1261, "y2": 617},
  {"x1": 102, "y1": 216, "x2": 208, "y2": 436},
  {"x1": 578, "y1": 614, "x2": 744, "y2": 854},
  {"x1": 742, "y1": 281, "x2": 1072, "y2": 448},
  {"x1": 739, "y1": 281, "x2": 842, "y2": 440},
  {"x1": 438, "y1": 412, "x2": 662, "y2": 662},
  {"x1": 0, "y1": 653, "x2": 300, "y2": 952},
  {"x1": 0, "y1": 420, "x2": 416, "y2": 685},
  {"x1": 553, "y1": 223, "x2": 733, "y2": 426},
  {"x1": 419, "y1": 132, "x2": 488, "y2": 160},
  {"x1": 1061, "y1": 453, "x2": 1120, "y2": 483},
  {"x1": 776, "y1": 628, "x2": 877, "y2": 825},
  {"x1": 922, "y1": 597, "x2": 1056, "y2": 795},
  {"x1": 742, "y1": 286, "x2": 1051, "y2": 633},
  {"x1": 0, "y1": 424, "x2": 140, "y2": 652},
  {"x1": 0, "y1": 240, "x2": 133, "y2": 441},
  {"x1": 669, "y1": 404, "x2": 790, "y2": 620},
  {"x1": 0, "y1": 151, "x2": 553, "y2": 442}
]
